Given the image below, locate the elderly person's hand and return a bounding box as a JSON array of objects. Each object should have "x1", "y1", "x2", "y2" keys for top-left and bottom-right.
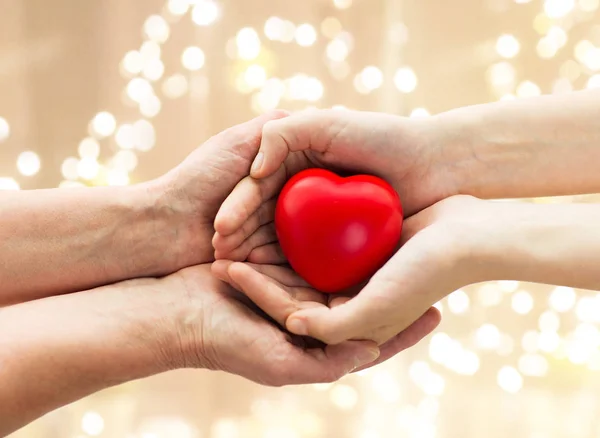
[
  {"x1": 1, "y1": 264, "x2": 386, "y2": 436},
  {"x1": 2, "y1": 112, "x2": 290, "y2": 304}
]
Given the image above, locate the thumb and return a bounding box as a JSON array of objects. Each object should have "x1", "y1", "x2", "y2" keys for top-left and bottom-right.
[
  {"x1": 250, "y1": 109, "x2": 334, "y2": 178},
  {"x1": 284, "y1": 244, "x2": 432, "y2": 345},
  {"x1": 285, "y1": 290, "x2": 387, "y2": 345},
  {"x1": 202, "y1": 110, "x2": 289, "y2": 164},
  {"x1": 193, "y1": 110, "x2": 289, "y2": 188}
]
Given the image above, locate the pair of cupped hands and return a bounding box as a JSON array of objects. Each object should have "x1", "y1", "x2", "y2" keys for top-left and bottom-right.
[{"x1": 177, "y1": 108, "x2": 493, "y2": 384}]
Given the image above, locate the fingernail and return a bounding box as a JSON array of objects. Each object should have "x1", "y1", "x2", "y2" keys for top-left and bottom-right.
[
  {"x1": 251, "y1": 152, "x2": 264, "y2": 175},
  {"x1": 287, "y1": 317, "x2": 308, "y2": 336},
  {"x1": 354, "y1": 347, "x2": 380, "y2": 368}
]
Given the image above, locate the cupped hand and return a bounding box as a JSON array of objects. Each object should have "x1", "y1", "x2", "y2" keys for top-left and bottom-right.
[
  {"x1": 210, "y1": 260, "x2": 442, "y2": 370},
  {"x1": 212, "y1": 109, "x2": 456, "y2": 261},
  {"x1": 163, "y1": 264, "x2": 381, "y2": 386},
  {"x1": 276, "y1": 195, "x2": 498, "y2": 345},
  {"x1": 151, "y1": 110, "x2": 288, "y2": 269}
]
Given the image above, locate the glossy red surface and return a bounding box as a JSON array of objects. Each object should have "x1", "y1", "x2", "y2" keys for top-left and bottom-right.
[{"x1": 275, "y1": 169, "x2": 404, "y2": 293}]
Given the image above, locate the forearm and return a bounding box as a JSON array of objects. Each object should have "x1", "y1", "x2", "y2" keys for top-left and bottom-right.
[
  {"x1": 437, "y1": 89, "x2": 600, "y2": 199},
  {"x1": 0, "y1": 276, "x2": 182, "y2": 436},
  {"x1": 0, "y1": 182, "x2": 182, "y2": 304},
  {"x1": 476, "y1": 201, "x2": 600, "y2": 291}
]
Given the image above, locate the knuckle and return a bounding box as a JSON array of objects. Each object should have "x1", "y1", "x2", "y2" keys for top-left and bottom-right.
[
  {"x1": 241, "y1": 216, "x2": 257, "y2": 237},
  {"x1": 263, "y1": 109, "x2": 289, "y2": 121},
  {"x1": 262, "y1": 119, "x2": 281, "y2": 139},
  {"x1": 255, "y1": 203, "x2": 269, "y2": 226},
  {"x1": 257, "y1": 175, "x2": 278, "y2": 201},
  {"x1": 240, "y1": 199, "x2": 258, "y2": 225}
]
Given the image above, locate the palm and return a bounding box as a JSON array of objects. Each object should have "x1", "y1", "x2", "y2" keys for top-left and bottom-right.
[
  {"x1": 173, "y1": 265, "x2": 376, "y2": 386},
  {"x1": 211, "y1": 261, "x2": 442, "y2": 369},
  {"x1": 268, "y1": 196, "x2": 482, "y2": 346},
  {"x1": 211, "y1": 261, "x2": 329, "y2": 316}
]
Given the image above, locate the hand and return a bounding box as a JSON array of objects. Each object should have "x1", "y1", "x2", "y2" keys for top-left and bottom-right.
[
  {"x1": 149, "y1": 111, "x2": 288, "y2": 269},
  {"x1": 275, "y1": 195, "x2": 497, "y2": 345},
  {"x1": 0, "y1": 265, "x2": 384, "y2": 435},
  {"x1": 161, "y1": 265, "x2": 382, "y2": 385},
  {"x1": 212, "y1": 109, "x2": 457, "y2": 261},
  {"x1": 211, "y1": 260, "x2": 442, "y2": 370}
]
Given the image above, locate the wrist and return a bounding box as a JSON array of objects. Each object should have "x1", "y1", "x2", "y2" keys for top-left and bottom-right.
[
  {"x1": 131, "y1": 179, "x2": 200, "y2": 276},
  {"x1": 429, "y1": 108, "x2": 485, "y2": 198},
  {"x1": 471, "y1": 202, "x2": 600, "y2": 289},
  {"x1": 457, "y1": 201, "x2": 521, "y2": 283},
  {"x1": 144, "y1": 173, "x2": 215, "y2": 270},
  {"x1": 399, "y1": 113, "x2": 476, "y2": 210},
  {"x1": 432, "y1": 198, "x2": 519, "y2": 294},
  {"x1": 455, "y1": 200, "x2": 572, "y2": 286},
  {"x1": 152, "y1": 265, "x2": 215, "y2": 370},
  {"x1": 384, "y1": 115, "x2": 466, "y2": 215}
]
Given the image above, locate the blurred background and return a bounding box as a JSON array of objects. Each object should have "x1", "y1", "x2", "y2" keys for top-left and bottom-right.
[{"x1": 3, "y1": 0, "x2": 600, "y2": 437}]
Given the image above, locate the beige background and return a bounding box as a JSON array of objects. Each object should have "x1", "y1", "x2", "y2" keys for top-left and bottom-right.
[{"x1": 2, "y1": 0, "x2": 600, "y2": 437}]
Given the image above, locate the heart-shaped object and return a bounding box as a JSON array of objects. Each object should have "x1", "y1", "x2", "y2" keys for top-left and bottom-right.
[{"x1": 275, "y1": 168, "x2": 403, "y2": 293}]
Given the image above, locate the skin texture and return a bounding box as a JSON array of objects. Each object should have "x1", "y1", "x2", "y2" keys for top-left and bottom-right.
[
  {"x1": 211, "y1": 261, "x2": 441, "y2": 369},
  {"x1": 0, "y1": 264, "x2": 381, "y2": 436},
  {"x1": 0, "y1": 112, "x2": 292, "y2": 304}
]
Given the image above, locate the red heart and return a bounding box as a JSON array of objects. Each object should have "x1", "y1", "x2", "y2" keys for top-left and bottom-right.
[{"x1": 275, "y1": 169, "x2": 403, "y2": 293}]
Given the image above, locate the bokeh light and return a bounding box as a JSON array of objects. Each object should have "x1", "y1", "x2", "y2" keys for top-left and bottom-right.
[
  {"x1": 191, "y1": 0, "x2": 219, "y2": 26},
  {"x1": 16, "y1": 151, "x2": 41, "y2": 177},
  {"x1": 496, "y1": 34, "x2": 521, "y2": 58},
  {"x1": 0, "y1": 116, "x2": 9, "y2": 142},
  {"x1": 394, "y1": 67, "x2": 418, "y2": 93},
  {"x1": 181, "y1": 46, "x2": 205, "y2": 71}
]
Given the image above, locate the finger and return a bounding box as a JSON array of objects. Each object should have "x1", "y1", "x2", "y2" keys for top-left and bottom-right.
[
  {"x1": 213, "y1": 199, "x2": 277, "y2": 253},
  {"x1": 398, "y1": 210, "x2": 435, "y2": 246},
  {"x1": 251, "y1": 110, "x2": 331, "y2": 178},
  {"x1": 213, "y1": 261, "x2": 293, "y2": 327},
  {"x1": 211, "y1": 260, "x2": 243, "y2": 291},
  {"x1": 329, "y1": 295, "x2": 352, "y2": 308},
  {"x1": 284, "y1": 283, "x2": 397, "y2": 344},
  {"x1": 352, "y1": 307, "x2": 441, "y2": 373},
  {"x1": 215, "y1": 223, "x2": 277, "y2": 261},
  {"x1": 199, "y1": 110, "x2": 289, "y2": 164},
  {"x1": 211, "y1": 259, "x2": 232, "y2": 281},
  {"x1": 242, "y1": 263, "x2": 311, "y2": 288},
  {"x1": 269, "y1": 340, "x2": 380, "y2": 386},
  {"x1": 214, "y1": 167, "x2": 287, "y2": 236},
  {"x1": 247, "y1": 243, "x2": 287, "y2": 264},
  {"x1": 240, "y1": 262, "x2": 326, "y2": 304},
  {"x1": 285, "y1": 241, "x2": 441, "y2": 344},
  {"x1": 286, "y1": 288, "x2": 430, "y2": 345},
  {"x1": 228, "y1": 262, "x2": 325, "y2": 327}
]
